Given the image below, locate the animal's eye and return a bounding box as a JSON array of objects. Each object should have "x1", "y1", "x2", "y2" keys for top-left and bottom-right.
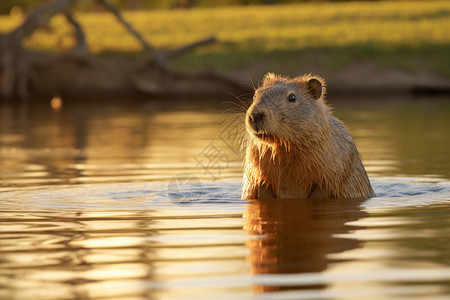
[{"x1": 288, "y1": 94, "x2": 296, "y2": 102}]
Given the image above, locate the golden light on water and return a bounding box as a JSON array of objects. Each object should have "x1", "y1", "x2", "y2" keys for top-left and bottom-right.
[{"x1": 0, "y1": 95, "x2": 449, "y2": 299}]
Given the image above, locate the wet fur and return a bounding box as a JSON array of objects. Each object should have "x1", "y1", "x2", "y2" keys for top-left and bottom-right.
[{"x1": 242, "y1": 73, "x2": 375, "y2": 199}]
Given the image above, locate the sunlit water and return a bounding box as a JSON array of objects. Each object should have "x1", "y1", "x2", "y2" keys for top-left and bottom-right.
[{"x1": 1, "y1": 98, "x2": 449, "y2": 299}]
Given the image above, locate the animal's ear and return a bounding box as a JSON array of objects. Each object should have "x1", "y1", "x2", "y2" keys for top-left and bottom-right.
[{"x1": 306, "y1": 76, "x2": 326, "y2": 100}]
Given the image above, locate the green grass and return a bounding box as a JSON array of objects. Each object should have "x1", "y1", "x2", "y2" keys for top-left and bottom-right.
[{"x1": 1, "y1": 1, "x2": 449, "y2": 75}]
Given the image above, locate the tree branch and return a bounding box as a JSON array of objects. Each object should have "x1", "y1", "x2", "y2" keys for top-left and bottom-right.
[
  {"x1": 96, "y1": 0, "x2": 171, "y2": 72},
  {"x1": 11, "y1": 0, "x2": 78, "y2": 42},
  {"x1": 166, "y1": 36, "x2": 217, "y2": 59},
  {"x1": 65, "y1": 11, "x2": 88, "y2": 54}
]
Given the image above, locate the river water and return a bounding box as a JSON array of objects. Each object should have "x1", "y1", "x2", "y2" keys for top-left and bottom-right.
[{"x1": 0, "y1": 97, "x2": 449, "y2": 299}]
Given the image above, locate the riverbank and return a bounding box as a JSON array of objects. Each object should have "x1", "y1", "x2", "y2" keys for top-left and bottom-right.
[{"x1": 1, "y1": 1, "x2": 449, "y2": 100}]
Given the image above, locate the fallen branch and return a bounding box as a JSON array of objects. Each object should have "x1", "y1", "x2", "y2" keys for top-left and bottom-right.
[
  {"x1": 96, "y1": 0, "x2": 171, "y2": 72},
  {"x1": 167, "y1": 36, "x2": 217, "y2": 59},
  {"x1": 64, "y1": 11, "x2": 88, "y2": 54},
  {"x1": 0, "y1": 0, "x2": 249, "y2": 101},
  {"x1": 11, "y1": 0, "x2": 77, "y2": 42}
]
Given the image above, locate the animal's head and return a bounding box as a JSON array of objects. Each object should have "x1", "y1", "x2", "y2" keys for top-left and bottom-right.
[{"x1": 246, "y1": 73, "x2": 330, "y2": 147}]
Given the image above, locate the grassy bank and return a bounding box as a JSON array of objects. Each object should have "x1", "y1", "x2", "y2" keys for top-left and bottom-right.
[{"x1": 1, "y1": 1, "x2": 449, "y2": 76}]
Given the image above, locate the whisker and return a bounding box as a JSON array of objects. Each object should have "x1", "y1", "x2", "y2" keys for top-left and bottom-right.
[
  {"x1": 222, "y1": 101, "x2": 248, "y2": 112},
  {"x1": 224, "y1": 93, "x2": 252, "y2": 110},
  {"x1": 218, "y1": 110, "x2": 248, "y2": 158},
  {"x1": 247, "y1": 73, "x2": 257, "y2": 91}
]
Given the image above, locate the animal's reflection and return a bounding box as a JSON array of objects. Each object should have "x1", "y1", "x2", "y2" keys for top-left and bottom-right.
[{"x1": 244, "y1": 198, "x2": 366, "y2": 292}]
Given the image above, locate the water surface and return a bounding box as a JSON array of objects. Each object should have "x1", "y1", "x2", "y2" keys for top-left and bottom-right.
[{"x1": 0, "y1": 97, "x2": 449, "y2": 299}]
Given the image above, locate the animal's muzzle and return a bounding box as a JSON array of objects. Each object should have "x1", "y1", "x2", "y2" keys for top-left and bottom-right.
[{"x1": 248, "y1": 111, "x2": 265, "y2": 132}]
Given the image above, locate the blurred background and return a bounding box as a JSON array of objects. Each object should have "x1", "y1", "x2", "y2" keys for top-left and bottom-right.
[{"x1": 0, "y1": 0, "x2": 449, "y2": 99}]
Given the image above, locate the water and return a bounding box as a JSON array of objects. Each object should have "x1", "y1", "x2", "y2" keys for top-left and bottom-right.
[{"x1": 0, "y1": 97, "x2": 449, "y2": 299}]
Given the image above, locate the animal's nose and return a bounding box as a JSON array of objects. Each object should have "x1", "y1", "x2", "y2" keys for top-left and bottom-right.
[
  {"x1": 248, "y1": 111, "x2": 265, "y2": 132},
  {"x1": 250, "y1": 112, "x2": 265, "y2": 124}
]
